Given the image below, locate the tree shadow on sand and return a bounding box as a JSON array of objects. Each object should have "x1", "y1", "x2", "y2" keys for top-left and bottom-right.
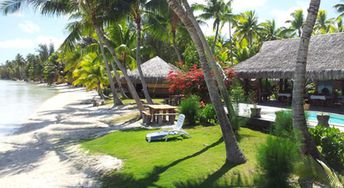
[{"x1": 101, "y1": 137, "x2": 246, "y2": 188}]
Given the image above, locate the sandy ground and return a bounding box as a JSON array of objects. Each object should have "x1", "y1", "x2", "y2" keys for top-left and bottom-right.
[{"x1": 0, "y1": 85, "x2": 141, "y2": 188}]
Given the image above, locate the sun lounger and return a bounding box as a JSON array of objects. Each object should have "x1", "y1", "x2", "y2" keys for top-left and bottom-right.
[{"x1": 146, "y1": 114, "x2": 190, "y2": 142}]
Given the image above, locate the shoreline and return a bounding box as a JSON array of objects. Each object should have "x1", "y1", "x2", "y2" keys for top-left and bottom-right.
[
  {"x1": 0, "y1": 81, "x2": 59, "y2": 137},
  {"x1": 0, "y1": 84, "x2": 139, "y2": 187}
]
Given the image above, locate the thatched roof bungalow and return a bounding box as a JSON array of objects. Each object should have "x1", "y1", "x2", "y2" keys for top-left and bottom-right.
[
  {"x1": 125, "y1": 56, "x2": 180, "y2": 97},
  {"x1": 234, "y1": 33, "x2": 344, "y2": 80}
]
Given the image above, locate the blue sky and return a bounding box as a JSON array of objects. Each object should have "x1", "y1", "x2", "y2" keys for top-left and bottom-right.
[{"x1": 0, "y1": 0, "x2": 342, "y2": 64}]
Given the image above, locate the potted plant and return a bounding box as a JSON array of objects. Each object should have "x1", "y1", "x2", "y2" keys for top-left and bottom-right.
[
  {"x1": 249, "y1": 92, "x2": 261, "y2": 118},
  {"x1": 316, "y1": 112, "x2": 330, "y2": 127}
]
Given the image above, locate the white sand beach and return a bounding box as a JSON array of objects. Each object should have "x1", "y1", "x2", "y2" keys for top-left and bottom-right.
[{"x1": 0, "y1": 85, "x2": 140, "y2": 187}]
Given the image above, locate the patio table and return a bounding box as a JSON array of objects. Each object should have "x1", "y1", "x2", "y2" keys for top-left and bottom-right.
[{"x1": 146, "y1": 104, "x2": 178, "y2": 125}]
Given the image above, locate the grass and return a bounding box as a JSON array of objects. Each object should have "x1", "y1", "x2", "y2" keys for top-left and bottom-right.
[
  {"x1": 106, "y1": 111, "x2": 141, "y2": 125},
  {"x1": 81, "y1": 126, "x2": 268, "y2": 188}
]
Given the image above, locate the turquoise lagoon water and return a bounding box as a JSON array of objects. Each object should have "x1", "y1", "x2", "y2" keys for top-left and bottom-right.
[
  {"x1": 0, "y1": 80, "x2": 56, "y2": 137},
  {"x1": 307, "y1": 111, "x2": 344, "y2": 125}
]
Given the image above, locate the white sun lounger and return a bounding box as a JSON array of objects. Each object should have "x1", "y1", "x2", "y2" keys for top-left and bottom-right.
[{"x1": 146, "y1": 114, "x2": 190, "y2": 142}]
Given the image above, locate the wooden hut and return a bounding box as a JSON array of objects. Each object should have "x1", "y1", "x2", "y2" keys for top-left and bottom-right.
[
  {"x1": 125, "y1": 56, "x2": 180, "y2": 97},
  {"x1": 234, "y1": 33, "x2": 344, "y2": 105}
]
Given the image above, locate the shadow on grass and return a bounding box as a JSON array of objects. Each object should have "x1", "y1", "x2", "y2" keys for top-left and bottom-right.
[{"x1": 101, "y1": 137, "x2": 234, "y2": 188}]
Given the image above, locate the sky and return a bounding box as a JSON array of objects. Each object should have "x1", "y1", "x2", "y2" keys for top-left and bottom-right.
[{"x1": 0, "y1": 0, "x2": 342, "y2": 64}]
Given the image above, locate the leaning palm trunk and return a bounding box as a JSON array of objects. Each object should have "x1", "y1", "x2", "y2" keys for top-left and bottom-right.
[
  {"x1": 135, "y1": 14, "x2": 153, "y2": 104},
  {"x1": 111, "y1": 62, "x2": 129, "y2": 99},
  {"x1": 166, "y1": 0, "x2": 246, "y2": 164},
  {"x1": 292, "y1": 0, "x2": 321, "y2": 159},
  {"x1": 99, "y1": 42, "x2": 123, "y2": 106},
  {"x1": 211, "y1": 21, "x2": 220, "y2": 53},
  {"x1": 182, "y1": 0, "x2": 236, "y2": 119},
  {"x1": 93, "y1": 20, "x2": 144, "y2": 112}
]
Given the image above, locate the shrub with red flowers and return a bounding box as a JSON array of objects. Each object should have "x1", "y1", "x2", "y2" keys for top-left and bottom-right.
[{"x1": 167, "y1": 64, "x2": 236, "y2": 100}]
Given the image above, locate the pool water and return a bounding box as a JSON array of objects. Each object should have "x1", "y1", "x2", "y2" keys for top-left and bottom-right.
[{"x1": 307, "y1": 111, "x2": 344, "y2": 125}]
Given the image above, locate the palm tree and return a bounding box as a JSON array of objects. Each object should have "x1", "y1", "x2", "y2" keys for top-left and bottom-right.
[
  {"x1": 260, "y1": 19, "x2": 294, "y2": 41},
  {"x1": 314, "y1": 10, "x2": 334, "y2": 34},
  {"x1": 234, "y1": 11, "x2": 262, "y2": 47},
  {"x1": 62, "y1": 17, "x2": 123, "y2": 105},
  {"x1": 335, "y1": 16, "x2": 344, "y2": 32},
  {"x1": 166, "y1": 0, "x2": 246, "y2": 164},
  {"x1": 286, "y1": 9, "x2": 304, "y2": 37},
  {"x1": 219, "y1": 2, "x2": 234, "y2": 64},
  {"x1": 292, "y1": 0, "x2": 321, "y2": 159},
  {"x1": 334, "y1": 0, "x2": 344, "y2": 17},
  {"x1": 1, "y1": 0, "x2": 144, "y2": 111},
  {"x1": 72, "y1": 52, "x2": 109, "y2": 98},
  {"x1": 192, "y1": 0, "x2": 230, "y2": 53},
  {"x1": 129, "y1": 0, "x2": 153, "y2": 104}
]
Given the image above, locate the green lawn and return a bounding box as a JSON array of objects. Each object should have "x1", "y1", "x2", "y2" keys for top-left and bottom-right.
[{"x1": 81, "y1": 126, "x2": 268, "y2": 188}]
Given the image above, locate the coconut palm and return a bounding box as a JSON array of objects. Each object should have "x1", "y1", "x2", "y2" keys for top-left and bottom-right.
[
  {"x1": 145, "y1": 0, "x2": 185, "y2": 63},
  {"x1": 234, "y1": 11, "x2": 262, "y2": 47},
  {"x1": 192, "y1": 0, "x2": 231, "y2": 53},
  {"x1": 1, "y1": 0, "x2": 144, "y2": 111},
  {"x1": 314, "y1": 10, "x2": 335, "y2": 34},
  {"x1": 335, "y1": 16, "x2": 344, "y2": 32},
  {"x1": 286, "y1": 9, "x2": 304, "y2": 37},
  {"x1": 260, "y1": 19, "x2": 295, "y2": 41},
  {"x1": 166, "y1": 0, "x2": 246, "y2": 164},
  {"x1": 128, "y1": 0, "x2": 153, "y2": 104},
  {"x1": 334, "y1": 0, "x2": 344, "y2": 17},
  {"x1": 292, "y1": 0, "x2": 322, "y2": 159},
  {"x1": 72, "y1": 52, "x2": 109, "y2": 99},
  {"x1": 220, "y1": 2, "x2": 234, "y2": 64}
]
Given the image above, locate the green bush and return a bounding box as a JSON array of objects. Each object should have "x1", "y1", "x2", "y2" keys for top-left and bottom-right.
[
  {"x1": 256, "y1": 136, "x2": 299, "y2": 188},
  {"x1": 273, "y1": 111, "x2": 293, "y2": 138},
  {"x1": 309, "y1": 126, "x2": 344, "y2": 172},
  {"x1": 199, "y1": 104, "x2": 217, "y2": 125},
  {"x1": 179, "y1": 95, "x2": 200, "y2": 125}
]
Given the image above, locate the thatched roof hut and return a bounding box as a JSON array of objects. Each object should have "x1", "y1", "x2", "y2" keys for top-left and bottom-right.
[
  {"x1": 127, "y1": 56, "x2": 180, "y2": 84},
  {"x1": 234, "y1": 33, "x2": 344, "y2": 80}
]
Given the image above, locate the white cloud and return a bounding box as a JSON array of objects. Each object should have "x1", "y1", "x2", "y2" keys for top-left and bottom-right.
[
  {"x1": 0, "y1": 39, "x2": 35, "y2": 49},
  {"x1": 270, "y1": 0, "x2": 308, "y2": 27},
  {"x1": 0, "y1": 36, "x2": 64, "y2": 49},
  {"x1": 232, "y1": 0, "x2": 268, "y2": 12},
  {"x1": 18, "y1": 21, "x2": 41, "y2": 34}
]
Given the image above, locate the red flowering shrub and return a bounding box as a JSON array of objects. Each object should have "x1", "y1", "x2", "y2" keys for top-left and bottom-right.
[{"x1": 167, "y1": 64, "x2": 236, "y2": 100}]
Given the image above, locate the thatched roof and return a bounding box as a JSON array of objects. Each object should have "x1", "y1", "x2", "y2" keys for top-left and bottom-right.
[
  {"x1": 127, "y1": 56, "x2": 180, "y2": 83},
  {"x1": 234, "y1": 33, "x2": 344, "y2": 80}
]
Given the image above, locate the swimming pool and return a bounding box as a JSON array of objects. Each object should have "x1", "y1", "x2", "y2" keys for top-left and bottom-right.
[{"x1": 307, "y1": 111, "x2": 344, "y2": 125}]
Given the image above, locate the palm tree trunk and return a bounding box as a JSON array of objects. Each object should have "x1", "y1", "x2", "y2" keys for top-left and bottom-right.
[
  {"x1": 172, "y1": 31, "x2": 183, "y2": 63},
  {"x1": 92, "y1": 20, "x2": 144, "y2": 112},
  {"x1": 111, "y1": 62, "x2": 129, "y2": 99},
  {"x1": 99, "y1": 42, "x2": 123, "y2": 106},
  {"x1": 135, "y1": 14, "x2": 153, "y2": 104},
  {"x1": 182, "y1": 0, "x2": 236, "y2": 120},
  {"x1": 166, "y1": 0, "x2": 246, "y2": 164},
  {"x1": 229, "y1": 22, "x2": 234, "y2": 66},
  {"x1": 292, "y1": 0, "x2": 321, "y2": 159},
  {"x1": 212, "y1": 20, "x2": 220, "y2": 53}
]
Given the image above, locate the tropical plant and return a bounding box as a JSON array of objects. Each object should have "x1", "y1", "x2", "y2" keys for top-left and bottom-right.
[
  {"x1": 286, "y1": 9, "x2": 304, "y2": 37},
  {"x1": 198, "y1": 104, "x2": 217, "y2": 125},
  {"x1": 273, "y1": 111, "x2": 293, "y2": 138},
  {"x1": 256, "y1": 136, "x2": 299, "y2": 188},
  {"x1": 314, "y1": 10, "x2": 335, "y2": 34},
  {"x1": 309, "y1": 126, "x2": 344, "y2": 172},
  {"x1": 234, "y1": 10, "x2": 262, "y2": 47},
  {"x1": 192, "y1": 0, "x2": 232, "y2": 52},
  {"x1": 334, "y1": 0, "x2": 344, "y2": 17},
  {"x1": 72, "y1": 53, "x2": 109, "y2": 98},
  {"x1": 179, "y1": 95, "x2": 201, "y2": 126}
]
